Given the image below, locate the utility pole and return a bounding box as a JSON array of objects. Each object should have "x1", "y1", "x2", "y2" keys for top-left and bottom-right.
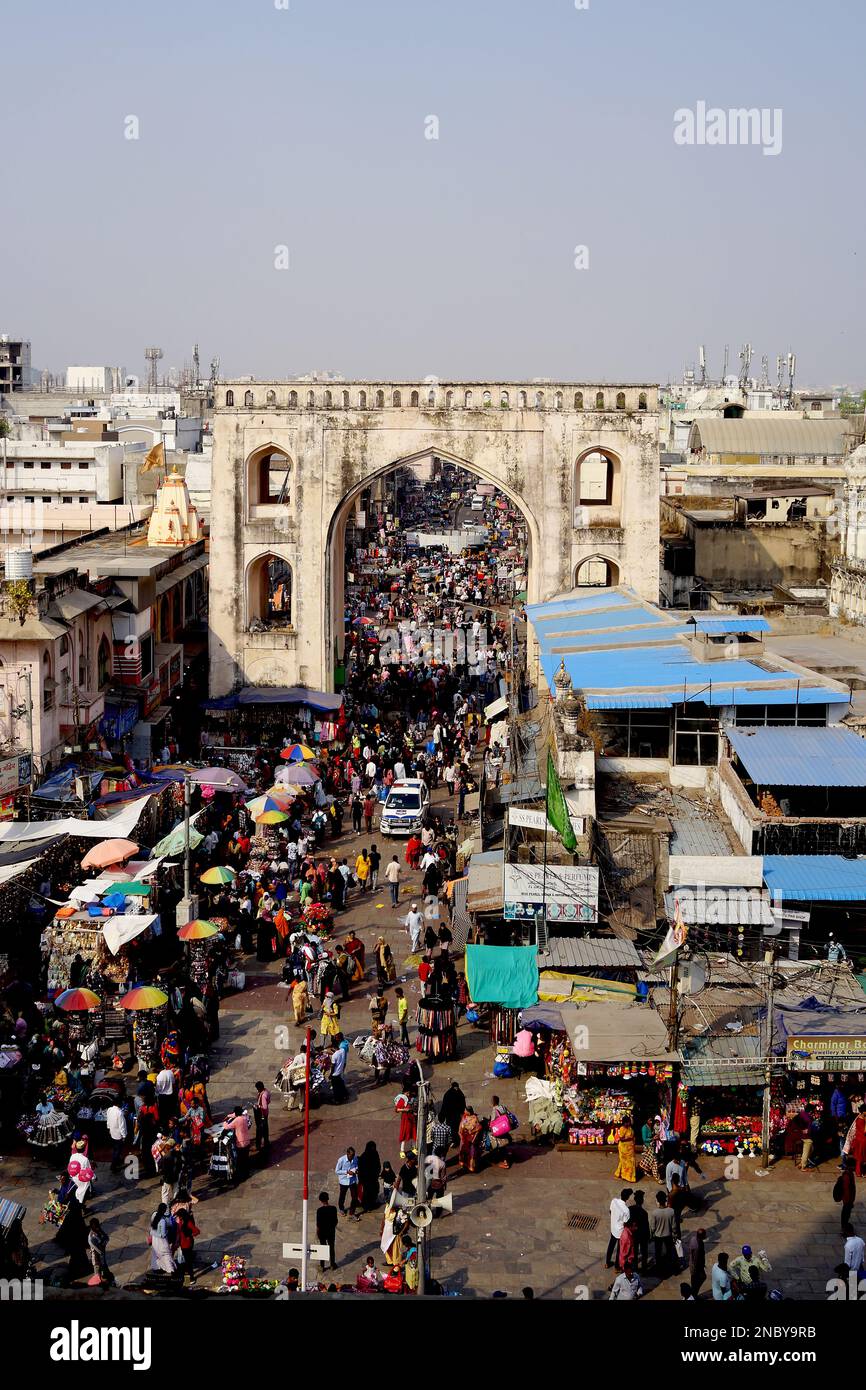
[
  {"x1": 301, "y1": 1025, "x2": 312, "y2": 1290},
  {"x1": 757, "y1": 946, "x2": 776, "y2": 1175},
  {"x1": 667, "y1": 956, "x2": 680, "y2": 1053},
  {"x1": 415, "y1": 1060, "x2": 429, "y2": 1296},
  {"x1": 183, "y1": 772, "x2": 191, "y2": 899}
]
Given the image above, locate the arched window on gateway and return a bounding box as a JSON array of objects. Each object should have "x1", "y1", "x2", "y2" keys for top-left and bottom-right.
[{"x1": 247, "y1": 554, "x2": 293, "y2": 631}]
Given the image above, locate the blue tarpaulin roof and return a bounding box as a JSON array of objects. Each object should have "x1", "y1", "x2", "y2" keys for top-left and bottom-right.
[
  {"x1": 727, "y1": 724, "x2": 866, "y2": 786},
  {"x1": 772, "y1": 1000, "x2": 866, "y2": 1053},
  {"x1": 202, "y1": 687, "x2": 343, "y2": 713},
  {"x1": 763, "y1": 856, "x2": 866, "y2": 902},
  {"x1": 465, "y1": 944, "x2": 539, "y2": 1009},
  {"x1": 526, "y1": 586, "x2": 848, "y2": 713}
]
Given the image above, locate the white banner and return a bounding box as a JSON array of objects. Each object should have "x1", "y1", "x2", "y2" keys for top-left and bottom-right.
[
  {"x1": 503, "y1": 862, "x2": 598, "y2": 923},
  {"x1": 508, "y1": 807, "x2": 584, "y2": 836}
]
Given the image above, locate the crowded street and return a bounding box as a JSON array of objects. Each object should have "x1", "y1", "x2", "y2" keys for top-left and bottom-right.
[{"x1": 0, "y1": 458, "x2": 857, "y2": 1306}]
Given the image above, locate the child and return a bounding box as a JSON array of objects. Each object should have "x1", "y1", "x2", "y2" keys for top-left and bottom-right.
[{"x1": 395, "y1": 987, "x2": 410, "y2": 1045}]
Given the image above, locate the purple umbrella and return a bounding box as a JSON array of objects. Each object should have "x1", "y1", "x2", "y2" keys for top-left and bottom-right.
[
  {"x1": 190, "y1": 767, "x2": 248, "y2": 793},
  {"x1": 281, "y1": 763, "x2": 321, "y2": 785}
]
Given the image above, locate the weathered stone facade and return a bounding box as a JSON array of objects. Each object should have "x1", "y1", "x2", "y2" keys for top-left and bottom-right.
[
  {"x1": 830, "y1": 442, "x2": 866, "y2": 623},
  {"x1": 208, "y1": 381, "x2": 660, "y2": 694}
]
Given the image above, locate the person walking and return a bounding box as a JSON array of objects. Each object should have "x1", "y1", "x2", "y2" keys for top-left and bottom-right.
[
  {"x1": 385, "y1": 855, "x2": 401, "y2": 907},
  {"x1": 363, "y1": 794, "x2": 376, "y2": 834},
  {"x1": 835, "y1": 1157, "x2": 857, "y2": 1232},
  {"x1": 605, "y1": 1189, "x2": 633, "y2": 1268},
  {"x1": 328, "y1": 1040, "x2": 349, "y2": 1104},
  {"x1": 711, "y1": 1252, "x2": 733, "y2": 1301},
  {"x1": 357, "y1": 1140, "x2": 382, "y2": 1211},
  {"x1": 223, "y1": 1107, "x2": 252, "y2": 1183},
  {"x1": 316, "y1": 1191, "x2": 338, "y2": 1271},
  {"x1": 369, "y1": 843, "x2": 381, "y2": 891},
  {"x1": 155, "y1": 1063, "x2": 177, "y2": 1129},
  {"x1": 351, "y1": 794, "x2": 363, "y2": 835},
  {"x1": 649, "y1": 1190, "x2": 675, "y2": 1275},
  {"x1": 105, "y1": 1100, "x2": 127, "y2": 1174},
  {"x1": 405, "y1": 903, "x2": 424, "y2": 953},
  {"x1": 335, "y1": 1146, "x2": 361, "y2": 1218},
  {"x1": 355, "y1": 848, "x2": 371, "y2": 894},
  {"x1": 395, "y1": 987, "x2": 410, "y2": 1045},
  {"x1": 630, "y1": 1190, "x2": 650, "y2": 1274},
  {"x1": 683, "y1": 1227, "x2": 707, "y2": 1299},
  {"x1": 253, "y1": 1081, "x2": 271, "y2": 1154},
  {"x1": 176, "y1": 1207, "x2": 200, "y2": 1284},
  {"x1": 87, "y1": 1218, "x2": 115, "y2": 1287}
]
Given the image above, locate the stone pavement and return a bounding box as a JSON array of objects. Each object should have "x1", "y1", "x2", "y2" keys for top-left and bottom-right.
[{"x1": 2, "y1": 795, "x2": 858, "y2": 1299}]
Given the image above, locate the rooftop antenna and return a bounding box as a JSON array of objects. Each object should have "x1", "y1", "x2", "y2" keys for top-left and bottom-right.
[
  {"x1": 738, "y1": 342, "x2": 752, "y2": 389},
  {"x1": 209, "y1": 356, "x2": 220, "y2": 387},
  {"x1": 144, "y1": 346, "x2": 163, "y2": 393},
  {"x1": 760, "y1": 355, "x2": 769, "y2": 389},
  {"x1": 776, "y1": 354, "x2": 784, "y2": 407},
  {"x1": 787, "y1": 351, "x2": 796, "y2": 405},
  {"x1": 192, "y1": 343, "x2": 200, "y2": 388},
  {"x1": 722, "y1": 344, "x2": 729, "y2": 384},
  {"x1": 698, "y1": 345, "x2": 707, "y2": 386}
]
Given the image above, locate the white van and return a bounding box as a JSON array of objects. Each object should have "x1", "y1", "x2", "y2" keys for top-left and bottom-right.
[{"x1": 380, "y1": 778, "x2": 430, "y2": 836}]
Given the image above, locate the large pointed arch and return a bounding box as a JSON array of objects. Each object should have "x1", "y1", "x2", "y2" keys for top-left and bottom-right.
[{"x1": 324, "y1": 447, "x2": 540, "y2": 682}]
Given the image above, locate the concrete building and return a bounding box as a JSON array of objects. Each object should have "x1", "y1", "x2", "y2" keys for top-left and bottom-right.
[
  {"x1": 677, "y1": 416, "x2": 856, "y2": 496},
  {"x1": 66, "y1": 366, "x2": 125, "y2": 394},
  {"x1": 208, "y1": 380, "x2": 661, "y2": 695},
  {"x1": 0, "y1": 562, "x2": 114, "y2": 777},
  {"x1": 0, "y1": 336, "x2": 32, "y2": 394},
  {"x1": 830, "y1": 442, "x2": 866, "y2": 624},
  {"x1": 660, "y1": 486, "x2": 837, "y2": 608}
]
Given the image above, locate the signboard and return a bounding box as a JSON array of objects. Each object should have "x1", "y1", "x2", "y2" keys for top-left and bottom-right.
[
  {"x1": 787, "y1": 1035, "x2": 866, "y2": 1071},
  {"x1": 503, "y1": 862, "x2": 598, "y2": 923},
  {"x1": 0, "y1": 754, "x2": 30, "y2": 797},
  {"x1": 282, "y1": 1242, "x2": 331, "y2": 1262},
  {"x1": 508, "y1": 806, "x2": 585, "y2": 837}
]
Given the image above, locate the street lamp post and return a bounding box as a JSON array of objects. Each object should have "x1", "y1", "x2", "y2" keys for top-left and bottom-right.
[{"x1": 414, "y1": 1058, "x2": 430, "y2": 1296}]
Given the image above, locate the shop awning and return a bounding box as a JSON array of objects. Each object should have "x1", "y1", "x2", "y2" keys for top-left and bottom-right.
[
  {"x1": 557, "y1": 999, "x2": 678, "y2": 1062},
  {"x1": 202, "y1": 687, "x2": 344, "y2": 713},
  {"x1": 102, "y1": 913, "x2": 159, "y2": 956},
  {"x1": 465, "y1": 944, "x2": 539, "y2": 1009},
  {"x1": 538, "y1": 937, "x2": 641, "y2": 970},
  {"x1": 484, "y1": 695, "x2": 508, "y2": 722},
  {"x1": 664, "y1": 888, "x2": 775, "y2": 927},
  {"x1": 681, "y1": 1033, "x2": 766, "y2": 1087}
]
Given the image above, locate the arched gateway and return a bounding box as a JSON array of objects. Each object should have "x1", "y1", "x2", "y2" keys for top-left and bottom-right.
[{"x1": 208, "y1": 381, "x2": 660, "y2": 694}]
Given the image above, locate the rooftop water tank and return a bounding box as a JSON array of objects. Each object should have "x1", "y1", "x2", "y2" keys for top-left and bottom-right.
[{"x1": 5, "y1": 548, "x2": 33, "y2": 580}]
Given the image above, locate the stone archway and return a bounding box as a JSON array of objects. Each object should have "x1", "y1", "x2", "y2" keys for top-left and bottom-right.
[
  {"x1": 574, "y1": 554, "x2": 620, "y2": 587},
  {"x1": 325, "y1": 448, "x2": 539, "y2": 676}
]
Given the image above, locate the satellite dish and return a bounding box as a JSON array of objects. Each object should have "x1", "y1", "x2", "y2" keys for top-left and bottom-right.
[
  {"x1": 676, "y1": 959, "x2": 707, "y2": 996},
  {"x1": 410, "y1": 1203, "x2": 433, "y2": 1229}
]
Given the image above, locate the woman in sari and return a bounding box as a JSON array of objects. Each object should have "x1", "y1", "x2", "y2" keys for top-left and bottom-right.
[
  {"x1": 613, "y1": 1122, "x2": 637, "y2": 1183},
  {"x1": 405, "y1": 834, "x2": 422, "y2": 871},
  {"x1": 375, "y1": 937, "x2": 393, "y2": 986},
  {"x1": 639, "y1": 1116, "x2": 663, "y2": 1182},
  {"x1": 320, "y1": 992, "x2": 341, "y2": 1041},
  {"x1": 344, "y1": 930, "x2": 366, "y2": 974},
  {"x1": 291, "y1": 977, "x2": 310, "y2": 1026},
  {"x1": 149, "y1": 1202, "x2": 176, "y2": 1275},
  {"x1": 458, "y1": 1106, "x2": 483, "y2": 1174},
  {"x1": 843, "y1": 1105, "x2": 866, "y2": 1176}
]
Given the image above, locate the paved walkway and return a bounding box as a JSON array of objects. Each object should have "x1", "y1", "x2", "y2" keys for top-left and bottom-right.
[{"x1": 4, "y1": 795, "x2": 857, "y2": 1299}]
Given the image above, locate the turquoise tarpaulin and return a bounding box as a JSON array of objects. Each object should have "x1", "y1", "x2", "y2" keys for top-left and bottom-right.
[{"x1": 465, "y1": 945, "x2": 539, "y2": 1009}]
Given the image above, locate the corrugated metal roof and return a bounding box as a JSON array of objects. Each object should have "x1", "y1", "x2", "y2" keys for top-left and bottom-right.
[
  {"x1": 664, "y1": 887, "x2": 775, "y2": 926},
  {"x1": 689, "y1": 416, "x2": 852, "y2": 458},
  {"x1": 537, "y1": 936, "x2": 641, "y2": 970},
  {"x1": 763, "y1": 855, "x2": 866, "y2": 902},
  {"x1": 681, "y1": 1032, "x2": 766, "y2": 1087},
  {"x1": 727, "y1": 724, "x2": 866, "y2": 786}
]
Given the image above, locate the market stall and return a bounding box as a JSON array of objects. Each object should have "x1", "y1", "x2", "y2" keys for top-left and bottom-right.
[{"x1": 523, "y1": 998, "x2": 678, "y2": 1150}]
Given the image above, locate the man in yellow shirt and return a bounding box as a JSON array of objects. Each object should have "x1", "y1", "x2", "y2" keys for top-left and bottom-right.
[{"x1": 395, "y1": 987, "x2": 410, "y2": 1045}]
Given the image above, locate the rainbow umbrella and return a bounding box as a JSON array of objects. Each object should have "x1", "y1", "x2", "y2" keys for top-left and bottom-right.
[
  {"x1": 279, "y1": 743, "x2": 317, "y2": 762},
  {"x1": 118, "y1": 985, "x2": 168, "y2": 1011},
  {"x1": 246, "y1": 792, "x2": 295, "y2": 817},
  {"x1": 55, "y1": 987, "x2": 102, "y2": 1012},
  {"x1": 178, "y1": 919, "x2": 220, "y2": 941},
  {"x1": 200, "y1": 865, "x2": 237, "y2": 885},
  {"x1": 256, "y1": 809, "x2": 290, "y2": 825}
]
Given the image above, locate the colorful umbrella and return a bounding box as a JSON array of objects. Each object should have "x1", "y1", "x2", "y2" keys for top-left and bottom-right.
[
  {"x1": 246, "y1": 792, "x2": 295, "y2": 817},
  {"x1": 281, "y1": 763, "x2": 320, "y2": 785},
  {"x1": 109, "y1": 882, "x2": 152, "y2": 896},
  {"x1": 190, "y1": 767, "x2": 248, "y2": 792},
  {"x1": 178, "y1": 919, "x2": 220, "y2": 941},
  {"x1": 55, "y1": 987, "x2": 102, "y2": 1012},
  {"x1": 256, "y1": 809, "x2": 290, "y2": 825},
  {"x1": 279, "y1": 743, "x2": 317, "y2": 762},
  {"x1": 200, "y1": 865, "x2": 237, "y2": 885},
  {"x1": 80, "y1": 839, "x2": 140, "y2": 871},
  {"x1": 351, "y1": 616, "x2": 376, "y2": 627},
  {"x1": 118, "y1": 985, "x2": 169, "y2": 1011}
]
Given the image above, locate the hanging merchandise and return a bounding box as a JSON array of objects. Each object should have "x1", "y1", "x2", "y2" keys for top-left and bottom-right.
[{"x1": 416, "y1": 995, "x2": 457, "y2": 1061}]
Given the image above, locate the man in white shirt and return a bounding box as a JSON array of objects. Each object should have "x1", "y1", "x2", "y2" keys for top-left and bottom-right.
[
  {"x1": 105, "y1": 1102, "x2": 128, "y2": 1173},
  {"x1": 404, "y1": 904, "x2": 424, "y2": 953},
  {"x1": 844, "y1": 1225, "x2": 865, "y2": 1272},
  {"x1": 393, "y1": 759, "x2": 406, "y2": 782},
  {"x1": 606, "y1": 1189, "x2": 633, "y2": 1268},
  {"x1": 155, "y1": 1066, "x2": 176, "y2": 1127}
]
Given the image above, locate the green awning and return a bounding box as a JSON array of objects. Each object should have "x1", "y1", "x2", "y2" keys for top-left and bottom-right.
[{"x1": 465, "y1": 944, "x2": 538, "y2": 1009}]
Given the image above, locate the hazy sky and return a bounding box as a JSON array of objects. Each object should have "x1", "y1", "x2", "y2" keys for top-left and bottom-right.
[{"x1": 4, "y1": 0, "x2": 865, "y2": 385}]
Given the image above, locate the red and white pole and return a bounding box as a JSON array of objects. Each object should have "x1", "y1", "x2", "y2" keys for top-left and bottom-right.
[{"x1": 300, "y1": 1026, "x2": 312, "y2": 1290}]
